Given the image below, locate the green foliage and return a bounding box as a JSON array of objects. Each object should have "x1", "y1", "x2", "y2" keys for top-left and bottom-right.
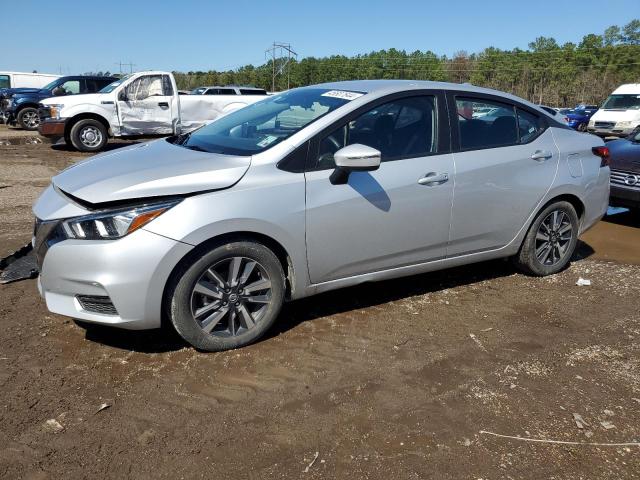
[{"x1": 174, "y1": 19, "x2": 640, "y2": 107}]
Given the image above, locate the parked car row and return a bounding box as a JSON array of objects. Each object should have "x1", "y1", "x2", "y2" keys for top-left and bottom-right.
[
  {"x1": 36, "y1": 71, "x2": 268, "y2": 151},
  {"x1": 0, "y1": 70, "x2": 269, "y2": 151},
  {"x1": 0, "y1": 75, "x2": 116, "y2": 130}
]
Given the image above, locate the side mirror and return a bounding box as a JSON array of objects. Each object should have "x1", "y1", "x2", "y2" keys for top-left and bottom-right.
[
  {"x1": 330, "y1": 144, "x2": 381, "y2": 185},
  {"x1": 118, "y1": 90, "x2": 129, "y2": 102},
  {"x1": 52, "y1": 87, "x2": 65, "y2": 96}
]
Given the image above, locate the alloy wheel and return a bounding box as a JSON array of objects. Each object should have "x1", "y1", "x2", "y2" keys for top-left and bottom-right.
[
  {"x1": 535, "y1": 210, "x2": 573, "y2": 266},
  {"x1": 22, "y1": 110, "x2": 39, "y2": 128},
  {"x1": 190, "y1": 256, "x2": 272, "y2": 337}
]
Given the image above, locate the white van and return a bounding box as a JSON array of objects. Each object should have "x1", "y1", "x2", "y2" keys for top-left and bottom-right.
[
  {"x1": 588, "y1": 83, "x2": 640, "y2": 137},
  {"x1": 0, "y1": 71, "x2": 60, "y2": 90}
]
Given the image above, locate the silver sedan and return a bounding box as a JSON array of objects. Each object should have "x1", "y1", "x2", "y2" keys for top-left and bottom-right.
[{"x1": 33, "y1": 80, "x2": 610, "y2": 351}]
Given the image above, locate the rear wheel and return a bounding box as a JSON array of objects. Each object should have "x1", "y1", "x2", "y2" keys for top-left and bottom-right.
[
  {"x1": 514, "y1": 201, "x2": 579, "y2": 276},
  {"x1": 69, "y1": 118, "x2": 108, "y2": 152},
  {"x1": 17, "y1": 107, "x2": 39, "y2": 130},
  {"x1": 166, "y1": 241, "x2": 285, "y2": 351}
]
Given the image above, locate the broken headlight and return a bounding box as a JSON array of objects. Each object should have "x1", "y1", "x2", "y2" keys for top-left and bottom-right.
[{"x1": 61, "y1": 199, "x2": 180, "y2": 240}]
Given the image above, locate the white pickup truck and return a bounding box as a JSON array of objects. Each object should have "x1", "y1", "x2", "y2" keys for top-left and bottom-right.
[{"x1": 38, "y1": 71, "x2": 267, "y2": 152}]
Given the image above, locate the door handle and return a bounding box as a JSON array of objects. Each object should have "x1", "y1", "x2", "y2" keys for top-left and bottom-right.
[
  {"x1": 531, "y1": 150, "x2": 553, "y2": 161},
  {"x1": 418, "y1": 172, "x2": 449, "y2": 185},
  {"x1": 158, "y1": 102, "x2": 169, "y2": 107}
]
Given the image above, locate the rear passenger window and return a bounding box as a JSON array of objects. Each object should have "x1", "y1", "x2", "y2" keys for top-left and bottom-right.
[
  {"x1": 517, "y1": 109, "x2": 545, "y2": 143},
  {"x1": 316, "y1": 96, "x2": 437, "y2": 169},
  {"x1": 240, "y1": 89, "x2": 267, "y2": 95},
  {"x1": 456, "y1": 98, "x2": 517, "y2": 149},
  {"x1": 162, "y1": 75, "x2": 174, "y2": 96}
]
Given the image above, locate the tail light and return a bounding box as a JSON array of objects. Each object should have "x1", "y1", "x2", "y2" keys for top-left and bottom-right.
[{"x1": 592, "y1": 146, "x2": 610, "y2": 167}]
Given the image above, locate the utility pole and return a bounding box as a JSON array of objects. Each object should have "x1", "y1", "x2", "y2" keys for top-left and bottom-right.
[
  {"x1": 264, "y1": 42, "x2": 297, "y2": 92},
  {"x1": 115, "y1": 61, "x2": 137, "y2": 74}
]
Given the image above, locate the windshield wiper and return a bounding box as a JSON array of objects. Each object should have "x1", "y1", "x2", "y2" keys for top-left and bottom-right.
[{"x1": 183, "y1": 144, "x2": 209, "y2": 152}]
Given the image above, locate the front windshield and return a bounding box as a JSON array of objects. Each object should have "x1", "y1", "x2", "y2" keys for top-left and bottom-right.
[
  {"x1": 99, "y1": 74, "x2": 133, "y2": 93},
  {"x1": 178, "y1": 88, "x2": 362, "y2": 155},
  {"x1": 602, "y1": 94, "x2": 640, "y2": 110}
]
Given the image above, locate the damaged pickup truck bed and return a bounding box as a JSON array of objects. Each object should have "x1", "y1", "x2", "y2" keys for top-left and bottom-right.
[{"x1": 37, "y1": 71, "x2": 267, "y2": 152}]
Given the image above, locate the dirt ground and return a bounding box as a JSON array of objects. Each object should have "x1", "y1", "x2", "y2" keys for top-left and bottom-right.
[{"x1": 1, "y1": 124, "x2": 640, "y2": 479}]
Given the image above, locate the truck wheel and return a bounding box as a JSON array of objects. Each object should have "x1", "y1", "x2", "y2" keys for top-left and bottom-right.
[
  {"x1": 513, "y1": 201, "x2": 579, "y2": 276},
  {"x1": 17, "y1": 107, "x2": 40, "y2": 130},
  {"x1": 165, "y1": 240, "x2": 285, "y2": 352},
  {"x1": 69, "y1": 119, "x2": 108, "y2": 152}
]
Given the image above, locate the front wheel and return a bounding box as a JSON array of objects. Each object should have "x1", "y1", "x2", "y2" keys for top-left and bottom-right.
[
  {"x1": 166, "y1": 241, "x2": 285, "y2": 351},
  {"x1": 514, "y1": 201, "x2": 579, "y2": 276},
  {"x1": 69, "y1": 118, "x2": 108, "y2": 152},
  {"x1": 577, "y1": 123, "x2": 587, "y2": 132},
  {"x1": 17, "y1": 107, "x2": 40, "y2": 130}
]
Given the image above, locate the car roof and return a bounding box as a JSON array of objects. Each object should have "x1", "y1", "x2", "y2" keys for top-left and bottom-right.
[{"x1": 310, "y1": 79, "x2": 551, "y2": 116}]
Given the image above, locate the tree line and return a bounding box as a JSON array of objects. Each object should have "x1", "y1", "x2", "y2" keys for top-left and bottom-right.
[{"x1": 173, "y1": 19, "x2": 640, "y2": 107}]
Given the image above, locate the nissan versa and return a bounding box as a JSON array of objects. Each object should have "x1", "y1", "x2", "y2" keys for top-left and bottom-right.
[{"x1": 32, "y1": 80, "x2": 610, "y2": 351}]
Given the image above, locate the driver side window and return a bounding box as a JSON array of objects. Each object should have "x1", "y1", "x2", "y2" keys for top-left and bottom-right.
[
  {"x1": 316, "y1": 95, "x2": 437, "y2": 170},
  {"x1": 59, "y1": 80, "x2": 81, "y2": 95},
  {"x1": 125, "y1": 75, "x2": 164, "y2": 101}
]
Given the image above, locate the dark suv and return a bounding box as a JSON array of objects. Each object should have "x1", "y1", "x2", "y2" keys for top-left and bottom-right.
[
  {"x1": 608, "y1": 127, "x2": 640, "y2": 213},
  {"x1": 0, "y1": 75, "x2": 116, "y2": 130}
]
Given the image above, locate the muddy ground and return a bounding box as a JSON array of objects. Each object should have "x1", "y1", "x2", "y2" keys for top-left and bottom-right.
[{"x1": 1, "y1": 124, "x2": 640, "y2": 479}]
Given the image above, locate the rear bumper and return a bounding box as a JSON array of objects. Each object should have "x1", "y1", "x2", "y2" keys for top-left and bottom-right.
[
  {"x1": 38, "y1": 119, "x2": 66, "y2": 140},
  {"x1": 610, "y1": 184, "x2": 640, "y2": 210}
]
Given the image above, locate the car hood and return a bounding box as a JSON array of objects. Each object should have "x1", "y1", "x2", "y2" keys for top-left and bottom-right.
[
  {"x1": 608, "y1": 138, "x2": 640, "y2": 171},
  {"x1": 0, "y1": 87, "x2": 41, "y2": 98},
  {"x1": 12, "y1": 90, "x2": 50, "y2": 101},
  {"x1": 52, "y1": 138, "x2": 251, "y2": 204}
]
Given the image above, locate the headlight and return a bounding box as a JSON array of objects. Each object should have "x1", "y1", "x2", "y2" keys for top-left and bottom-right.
[
  {"x1": 49, "y1": 104, "x2": 64, "y2": 120},
  {"x1": 5, "y1": 98, "x2": 12, "y2": 108},
  {"x1": 61, "y1": 199, "x2": 180, "y2": 240},
  {"x1": 616, "y1": 121, "x2": 632, "y2": 128},
  {"x1": 588, "y1": 119, "x2": 595, "y2": 127}
]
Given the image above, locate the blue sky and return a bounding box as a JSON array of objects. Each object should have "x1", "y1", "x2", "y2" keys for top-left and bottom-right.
[{"x1": 3, "y1": 0, "x2": 638, "y2": 75}]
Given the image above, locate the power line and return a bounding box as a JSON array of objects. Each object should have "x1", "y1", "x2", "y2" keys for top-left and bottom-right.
[{"x1": 264, "y1": 42, "x2": 297, "y2": 91}]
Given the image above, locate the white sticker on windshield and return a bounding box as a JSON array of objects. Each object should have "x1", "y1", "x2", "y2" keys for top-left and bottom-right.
[
  {"x1": 321, "y1": 90, "x2": 364, "y2": 101},
  {"x1": 257, "y1": 135, "x2": 279, "y2": 148}
]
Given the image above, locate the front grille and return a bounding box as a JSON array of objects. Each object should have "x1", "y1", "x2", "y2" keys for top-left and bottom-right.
[
  {"x1": 33, "y1": 218, "x2": 64, "y2": 271},
  {"x1": 610, "y1": 169, "x2": 640, "y2": 189},
  {"x1": 595, "y1": 121, "x2": 616, "y2": 129},
  {"x1": 76, "y1": 295, "x2": 118, "y2": 316},
  {"x1": 38, "y1": 104, "x2": 51, "y2": 121}
]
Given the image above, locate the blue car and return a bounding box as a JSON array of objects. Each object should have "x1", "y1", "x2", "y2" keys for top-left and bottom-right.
[{"x1": 566, "y1": 104, "x2": 599, "y2": 132}]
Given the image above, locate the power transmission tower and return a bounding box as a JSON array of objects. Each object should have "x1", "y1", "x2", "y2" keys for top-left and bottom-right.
[
  {"x1": 264, "y1": 42, "x2": 297, "y2": 92},
  {"x1": 115, "y1": 61, "x2": 137, "y2": 74}
]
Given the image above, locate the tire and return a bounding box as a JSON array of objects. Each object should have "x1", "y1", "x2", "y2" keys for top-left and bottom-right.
[
  {"x1": 165, "y1": 241, "x2": 285, "y2": 351},
  {"x1": 17, "y1": 107, "x2": 40, "y2": 130},
  {"x1": 69, "y1": 118, "x2": 108, "y2": 152},
  {"x1": 514, "y1": 201, "x2": 579, "y2": 276},
  {"x1": 577, "y1": 123, "x2": 587, "y2": 132}
]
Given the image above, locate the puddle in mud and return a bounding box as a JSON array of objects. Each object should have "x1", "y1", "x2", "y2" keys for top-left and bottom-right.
[
  {"x1": 582, "y1": 206, "x2": 640, "y2": 265},
  {"x1": 0, "y1": 136, "x2": 44, "y2": 146}
]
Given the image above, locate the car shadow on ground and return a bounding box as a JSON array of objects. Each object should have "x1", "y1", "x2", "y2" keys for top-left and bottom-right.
[
  {"x1": 269, "y1": 245, "x2": 594, "y2": 341},
  {"x1": 80, "y1": 246, "x2": 597, "y2": 354}
]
